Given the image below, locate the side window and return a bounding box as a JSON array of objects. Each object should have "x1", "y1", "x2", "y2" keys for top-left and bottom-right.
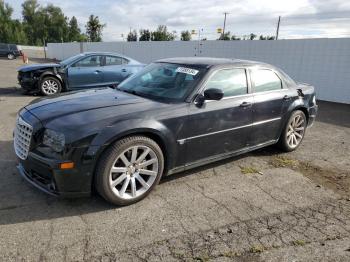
[
  {"x1": 105, "y1": 56, "x2": 123, "y2": 66},
  {"x1": 73, "y1": 56, "x2": 102, "y2": 67},
  {"x1": 205, "y1": 68, "x2": 248, "y2": 97},
  {"x1": 253, "y1": 69, "x2": 282, "y2": 93}
]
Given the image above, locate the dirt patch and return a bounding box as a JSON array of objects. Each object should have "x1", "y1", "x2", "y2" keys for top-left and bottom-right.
[{"x1": 269, "y1": 155, "x2": 350, "y2": 198}]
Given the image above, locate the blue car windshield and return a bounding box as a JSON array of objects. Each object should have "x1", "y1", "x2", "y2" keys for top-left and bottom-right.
[
  {"x1": 118, "y1": 62, "x2": 206, "y2": 102},
  {"x1": 60, "y1": 54, "x2": 85, "y2": 66}
]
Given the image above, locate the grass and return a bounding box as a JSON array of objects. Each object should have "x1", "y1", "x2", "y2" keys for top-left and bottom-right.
[
  {"x1": 293, "y1": 239, "x2": 306, "y2": 246},
  {"x1": 193, "y1": 254, "x2": 210, "y2": 261},
  {"x1": 240, "y1": 166, "x2": 260, "y2": 174},
  {"x1": 250, "y1": 245, "x2": 265, "y2": 253},
  {"x1": 270, "y1": 155, "x2": 298, "y2": 168}
]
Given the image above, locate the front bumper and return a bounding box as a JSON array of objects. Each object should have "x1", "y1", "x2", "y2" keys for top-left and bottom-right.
[
  {"x1": 17, "y1": 74, "x2": 39, "y2": 90},
  {"x1": 17, "y1": 151, "x2": 92, "y2": 198}
]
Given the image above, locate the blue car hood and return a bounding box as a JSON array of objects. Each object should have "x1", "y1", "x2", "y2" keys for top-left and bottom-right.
[{"x1": 18, "y1": 63, "x2": 61, "y2": 72}]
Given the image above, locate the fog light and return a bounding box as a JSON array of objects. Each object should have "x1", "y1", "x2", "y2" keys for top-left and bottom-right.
[{"x1": 59, "y1": 162, "x2": 74, "y2": 170}]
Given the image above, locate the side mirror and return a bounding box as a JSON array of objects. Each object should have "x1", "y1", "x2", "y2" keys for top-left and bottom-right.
[{"x1": 204, "y1": 88, "x2": 224, "y2": 101}]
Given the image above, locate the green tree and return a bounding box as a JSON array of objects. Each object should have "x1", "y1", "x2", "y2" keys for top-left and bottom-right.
[
  {"x1": 259, "y1": 35, "x2": 275, "y2": 40},
  {"x1": 180, "y1": 30, "x2": 191, "y2": 41},
  {"x1": 249, "y1": 33, "x2": 257, "y2": 40},
  {"x1": 151, "y1": 25, "x2": 175, "y2": 41},
  {"x1": 139, "y1": 29, "x2": 151, "y2": 41},
  {"x1": 68, "y1": 16, "x2": 82, "y2": 41},
  {"x1": 40, "y1": 4, "x2": 69, "y2": 43},
  {"x1": 86, "y1": 15, "x2": 105, "y2": 42},
  {"x1": 231, "y1": 35, "x2": 241, "y2": 40},
  {"x1": 218, "y1": 31, "x2": 231, "y2": 40},
  {"x1": 22, "y1": 0, "x2": 40, "y2": 45},
  {"x1": 0, "y1": 0, "x2": 27, "y2": 44},
  {"x1": 127, "y1": 30, "x2": 137, "y2": 41}
]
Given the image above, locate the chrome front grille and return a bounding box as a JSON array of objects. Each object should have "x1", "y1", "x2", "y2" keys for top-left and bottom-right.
[{"x1": 14, "y1": 117, "x2": 33, "y2": 160}]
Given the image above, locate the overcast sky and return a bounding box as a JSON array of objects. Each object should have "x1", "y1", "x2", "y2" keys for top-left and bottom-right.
[{"x1": 9, "y1": 0, "x2": 350, "y2": 41}]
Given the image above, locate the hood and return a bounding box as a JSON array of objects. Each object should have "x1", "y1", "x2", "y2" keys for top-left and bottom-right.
[
  {"x1": 18, "y1": 63, "x2": 60, "y2": 72},
  {"x1": 25, "y1": 88, "x2": 150, "y2": 122}
]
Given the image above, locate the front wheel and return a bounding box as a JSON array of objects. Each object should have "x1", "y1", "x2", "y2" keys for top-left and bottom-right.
[
  {"x1": 95, "y1": 136, "x2": 164, "y2": 206},
  {"x1": 7, "y1": 53, "x2": 15, "y2": 60},
  {"x1": 40, "y1": 77, "x2": 62, "y2": 96},
  {"x1": 278, "y1": 110, "x2": 307, "y2": 152}
]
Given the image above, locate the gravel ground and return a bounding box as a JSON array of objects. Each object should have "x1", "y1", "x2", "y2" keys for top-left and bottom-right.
[{"x1": 0, "y1": 58, "x2": 349, "y2": 261}]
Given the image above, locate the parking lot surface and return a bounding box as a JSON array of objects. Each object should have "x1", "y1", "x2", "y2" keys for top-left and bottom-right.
[{"x1": 0, "y1": 58, "x2": 350, "y2": 261}]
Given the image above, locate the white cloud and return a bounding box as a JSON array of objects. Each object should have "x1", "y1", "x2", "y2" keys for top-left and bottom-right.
[{"x1": 9, "y1": 0, "x2": 350, "y2": 41}]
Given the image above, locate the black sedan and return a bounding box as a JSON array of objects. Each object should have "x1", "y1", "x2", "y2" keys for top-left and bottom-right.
[{"x1": 14, "y1": 57, "x2": 318, "y2": 205}]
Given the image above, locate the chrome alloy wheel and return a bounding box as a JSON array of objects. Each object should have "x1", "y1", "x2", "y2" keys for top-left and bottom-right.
[
  {"x1": 109, "y1": 145, "x2": 159, "y2": 200},
  {"x1": 286, "y1": 114, "x2": 305, "y2": 148},
  {"x1": 42, "y1": 79, "x2": 59, "y2": 95}
]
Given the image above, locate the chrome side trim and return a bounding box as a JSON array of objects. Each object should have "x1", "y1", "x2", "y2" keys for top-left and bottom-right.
[{"x1": 177, "y1": 117, "x2": 281, "y2": 144}]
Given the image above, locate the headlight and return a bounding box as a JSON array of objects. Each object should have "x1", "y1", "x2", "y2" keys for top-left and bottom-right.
[
  {"x1": 43, "y1": 129, "x2": 65, "y2": 152},
  {"x1": 312, "y1": 95, "x2": 316, "y2": 105}
]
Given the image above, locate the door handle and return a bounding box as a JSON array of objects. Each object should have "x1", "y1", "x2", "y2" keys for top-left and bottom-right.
[
  {"x1": 283, "y1": 95, "x2": 291, "y2": 101},
  {"x1": 121, "y1": 68, "x2": 127, "y2": 72},
  {"x1": 239, "y1": 101, "x2": 252, "y2": 108},
  {"x1": 94, "y1": 70, "x2": 101, "y2": 74}
]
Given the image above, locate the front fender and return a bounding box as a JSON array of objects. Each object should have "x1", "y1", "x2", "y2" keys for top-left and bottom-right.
[
  {"x1": 84, "y1": 118, "x2": 178, "y2": 173},
  {"x1": 39, "y1": 70, "x2": 64, "y2": 85}
]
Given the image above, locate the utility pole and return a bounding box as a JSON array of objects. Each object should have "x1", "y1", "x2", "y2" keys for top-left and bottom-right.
[
  {"x1": 222, "y1": 12, "x2": 229, "y2": 39},
  {"x1": 275, "y1": 16, "x2": 281, "y2": 40}
]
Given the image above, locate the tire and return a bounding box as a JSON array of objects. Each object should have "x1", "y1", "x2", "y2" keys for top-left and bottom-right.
[
  {"x1": 278, "y1": 110, "x2": 307, "y2": 152},
  {"x1": 7, "y1": 53, "x2": 15, "y2": 60},
  {"x1": 40, "y1": 76, "x2": 62, "y2": 96},
  {"x1": 95, "y1": 136, "x2": 164, "y2": 206}
]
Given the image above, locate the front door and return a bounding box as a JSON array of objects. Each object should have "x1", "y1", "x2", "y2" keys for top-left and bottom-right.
[
  {"x1": 183, "y1": 68, "x2": 254, "y2": 164},
  {"x1": 68, "y1": 55, "x2": 103, "y2": 89}
]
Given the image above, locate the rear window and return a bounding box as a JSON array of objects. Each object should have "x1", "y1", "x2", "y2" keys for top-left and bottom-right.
[{"x1": 252, "y1": 69, "x2": 282, "y2": 93}]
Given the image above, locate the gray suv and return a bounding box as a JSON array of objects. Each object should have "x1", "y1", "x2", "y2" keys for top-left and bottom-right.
[{"x1": 0, "y1": 43, "x2": 22, "y2": 60}]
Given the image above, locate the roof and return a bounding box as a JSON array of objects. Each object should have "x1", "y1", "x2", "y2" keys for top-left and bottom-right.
[{"x1": 156, "y1": 57, "x2": 272, "y2": 68}]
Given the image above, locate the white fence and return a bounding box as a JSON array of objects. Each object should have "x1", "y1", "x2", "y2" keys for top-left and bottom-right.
[
  {"x1": 47, "y1": 39, "x2": 350, "y2": 104},
  {"x1": 19, "y1": 45, "x2": 46, "y2": 58}
]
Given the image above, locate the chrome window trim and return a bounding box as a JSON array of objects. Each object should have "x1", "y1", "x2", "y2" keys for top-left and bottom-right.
[{"x1": 177, "y1": 117, "x2": 281, "y2": 144}]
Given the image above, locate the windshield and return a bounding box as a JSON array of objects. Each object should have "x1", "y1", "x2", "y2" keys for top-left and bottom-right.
[
  {"x1": 118, "y1": 62, "x2": 206, "y2": 102},
  {"x1": 60, "y1": 54, "x2": 85, "y2": 66}
]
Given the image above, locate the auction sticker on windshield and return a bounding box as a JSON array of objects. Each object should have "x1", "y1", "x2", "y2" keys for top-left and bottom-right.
[{"x1": 175, "y1": 67, "x2": 199, "y2": 76}]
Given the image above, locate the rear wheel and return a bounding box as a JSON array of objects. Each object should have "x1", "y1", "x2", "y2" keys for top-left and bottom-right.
[
  {"x1": 40, "y1": 76, "x2": 62, "y2": 96},
  {"x1": 7, "y1": 53, "x2": 15, "y2": 60},
  {"x1": 95, "y1": 136, "x2": 164, "y2": 206},
  {"x1": 278, "y1": 110, "x2": 307, "y2": 152}
]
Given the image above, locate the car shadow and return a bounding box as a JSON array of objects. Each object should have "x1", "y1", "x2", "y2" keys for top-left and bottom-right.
[
  {"x1": 0, "y1": 138, "x2": 280, "y2": 226},
  {"x1": 315, "y1": 101, "x2": 350, "y2": 128}
]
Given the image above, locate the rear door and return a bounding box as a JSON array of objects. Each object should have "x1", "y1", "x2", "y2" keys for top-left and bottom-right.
[
  {"x1": 249, "y1": 68, "x2": 292, "y2": 145},
  {"x1": 184, "y1": 67, "x2": 254, "y2": 164},
  {"x1": 67, "y1": 55, "x2": 104, "y2": 89},
  {"x1": 102, "y1": 55, "x2": 130, "y2": 85}
]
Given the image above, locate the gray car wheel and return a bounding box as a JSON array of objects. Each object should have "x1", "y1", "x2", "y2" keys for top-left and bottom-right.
[
  {"x1": 40, "y1": 77, "x2": 62, "y2": 96},
  {"x1": 7, "y1": 53, "x2": 15, "y2": 60},
  {"x1": 279, "y1": 110, "x2": 307, "y2": 152},
  {"x1": 95, "y1": 136, "x2": 164, "y2": 206}
]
